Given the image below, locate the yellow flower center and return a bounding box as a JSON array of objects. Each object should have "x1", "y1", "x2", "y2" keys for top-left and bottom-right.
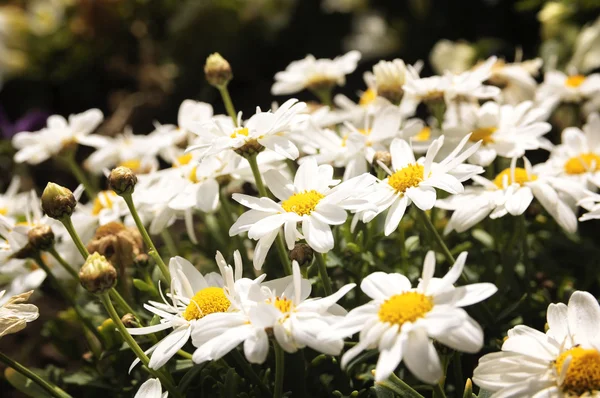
[
  {"x1": 358, "y1": 128, "x2": 372, "y2": 136},
  {"x1": 272, "y1": 297, "x2": 292, "y2": 313},
  {"x1": 341, "y1": 134, "x2": 349, "y2": 147},
  {"x1": 118, "y1": 159, "x2": 142, "y2": 172},
  {"x1": 388, "y1": 164, "x2": 424, "y2": 193},
  {"x1": 92, "y1": 191, "x2": 117, "y2": 216},
  {"x1": 565, "y1": 75, "x2": 586, "y2": 88},
  {"x1": 359, "y1": 88, "x2": 377, "y2": 106},
  {"x1": 564, "y1": 153, "x2": 600, "y2": 175},
  {"x1": 230, "y1": 127, "x2": 249, "y2": 139},
  {"x1": 378, "y1": 291, "x2": 434, "y2": 325},
  {"x1": 470, "y1": 127, "x2": 497, "y2": 144},
  {"x1": 188, "y1": 166, "x2": 200, "y2": 183},
  {"x1": 182, "y1": 287, "x2": 231, "y2": 321},
  {"x1": 555, "y1": 347, "x2": 600, "y2": 396},
  {"x1": 281, "y1": 190, "x2": 325, "y2": 216},
  {"x1": 0, "y1": 208, "x2": 7, "y2": 215},
  {"x1": 493, "y1": 168, "x2": 537, "y2": 188},
  {"x1": 174, "y1": 153, "x2": 193, "y2": 167},
  {"x1": 415, "y1": 127, "x2": 431, "y2": 142}
]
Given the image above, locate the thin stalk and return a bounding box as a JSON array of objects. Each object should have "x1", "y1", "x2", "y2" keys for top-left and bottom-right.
[
  {"x1": 0, "y1": 351, "x2": 72, "y2": 398},
  {"x1": 160, "y1": 230, "x2": 178, "y2": 258},
  {"x1": 314, "y1": 252, "x2": 332, "y2": 296},
  {"x1": 273, "y1": 341, "x2": 285, "y2": 398},
  {"x1": 122, "y1": 194, "x2": 171, "y2": 282},
  {"x1": 47, "y1": 247, "x2": 78, "y2": 279},
  {"x1": 310, "y1": 87, "x2": 333, "y2": 107},
  {"x1": 109, "y1": 289, "x2": 138, "y2": 318},
  {"x1": 218, "y1": 85, "x2": 238, "y2": 126},
  {"x1": 453, "y1": 351, "x2": 464, "y2": 398},
  {"x1": 98, "y1": 294, "x2": 181, "y2": 398},
  {"x1": 177, "y1": 350, "x2": 193, "y2": 360},
  {"x1": 231, "y1": 349, "x2": 271, "y2": 396},
  {"x1": 432, "y1": 383, "x2": 447, "y2": 398},
  {"x1": 247, "y1": 154, "x2": 292, "y2": 274},
  {"x1": 62, "y1": 155, "x2": 96, "y2": 199}
]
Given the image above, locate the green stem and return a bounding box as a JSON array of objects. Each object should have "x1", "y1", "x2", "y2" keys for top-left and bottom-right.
[
  {"x1": 453, "y1": 351, "x2": 464, "y2": 398},
  {"x1": 62, "y1": 154, "x2": 97, "y2": 199},
  {"x1": 177, "y1": 350, "x2": 193, "y2": 360},
  {"x1": 0, "y1": 351, "x2": 72, "y2": 398},
  {"x1": 59, "y1": 216, "x2": 89, "y2": 259},
  {"x1": 432, "y1": 383, "x2": 447, "y2": 398},
  {"x1": 247, "y1": 154, "x2": 268, "y2": 198},
  {"x1": 231, "y1": 349, "x2": 271, "y2": 397},
  {"x1": 122, "y1": 194, "x2": 171, "y2": 282},
  {"x1": 310, "y1": 87, "x2": 333, "y2": 107},
  {"x1": 109, "y1": 289, "x2": 139, "y2": 319},
  {"x1": 273, "y1": 341, "x2": 285, "y2": 398},
  {"x1": 47, "y1": 247, "x2": 78, "y2": 279},
  {"x1": 218, "y1": 85, "x2": 238, "y2": 126},
  {"x1": 314, "y1": 252, "x2": 332, "y2": 296},
  {"x1": 220, "y1": 191, "x2": 251, "y2": 267},
  {"x1": 160, "y1": 229, "x2": 178, "y2": 258},
  {"x1": 99, "y1": 294, "x2": 181, "y2": 398}
]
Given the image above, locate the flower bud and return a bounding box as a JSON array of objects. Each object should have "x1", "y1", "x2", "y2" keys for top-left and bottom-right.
[
  {"x1": 108, "y1": 166, "x2": 137, "y2": 196},
  {"x1": 289, "y1": 243, "x2": 314, "y2": 267},
  {"x1": 41, "y1": 183, "x2": 77, "y2": 220},
  {"x1": 133, "y1": 253, "x2": 150, "y2": 268},
  {"x1": 204, "y1": 53, "x2": 232, "y2": 87},
  {"x1": 463, "y1": 378, "x2": 473, "y2": 398},
  {"x1": 121, "y1": 313, "x2": 140, "y2": 328},
  {"x1": 79, "y1": 252, "x2": 117, "y2": 294},
  {"x1": 373, "y1": 151, "x2": 392, "y2": 170},
  {"x1": 27, "y1": 225, "x2": 55, "y2": 251}
]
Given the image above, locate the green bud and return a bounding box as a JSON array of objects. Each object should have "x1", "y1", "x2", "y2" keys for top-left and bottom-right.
[
  {"x1": 204, "y1": 53, "x2": 233, "y2": 87},
  {"x1": 41, "y1": 183, "x2": 77, "y2": 220},
  {"x1": 27, "y1": 225, "x2": 55, "y2": 251},
  {"x1": 108, "y1": 166, "x2": 137, "y2": 195},
  {"x1": 79, "y1": 252, "x2": 117, "y2": 294}
]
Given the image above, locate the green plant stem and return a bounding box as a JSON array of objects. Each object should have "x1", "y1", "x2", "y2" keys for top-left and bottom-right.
[
  {"x1": 453, "y1": 351, "x2": 464, "y2": 398},
  {"x1": 122, "y1": 194, "x2": 171, "y2": 282},
  {"x1": 231, "y1": 350, "x2": 271, "y2": 396},
  {"x1": 218, "y1": 85, "x2": 238, "y2": 126},
  {"x1": 47, "y1": 247, "x2": 78, "y2": 279},
  {"x1": 273, "y1": 341, "x2": 285, "y2": 398},
  {"x1": 160, "y1": 229, "x2": 178, "y2": 258},
  {"x1": 62, "y1": 154, "x2": 96, "y2": 199},
  {"x1": 98, "y1": 293, "x2": 182, "y2": 398},
  {"x1": 109, "y1": 289, "x2": 138, "y2": 318},
  {"x1": 220, "y1": 191, "x2": 250, "y2": 266},
  {"x1": 310, "y1": 87, "x2": 333, "y2": 107},
  {"x1": 0, "y1": 351, "x2": 72, "y2": 398},
  {"x1": 432, "y1": 383, "x2": 447, "y2": 398},
  {"x1": 314, "y1": 252, "x2": 332, "y2": 296},
  {"x1": 32, "y1": 253, "x2": 105, "y2": 349},
  {"x1": 247, "y1": 154, "x2": 292, "y2": 275},
  {"x1": 177, "y1": 350, "x2": 193, "y2": 360},
  {"x1": 59, "y1": 216, "x2": 89, "y2": 260}
]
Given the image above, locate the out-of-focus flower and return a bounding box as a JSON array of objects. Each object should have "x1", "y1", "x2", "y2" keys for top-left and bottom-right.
[
  {"x1": 568, "y1": 16, "x2": 600, "y2": 74},
  {"x1": 0, "y1": 289, "x2": 39, "y2": 338},
  {"x1": 134, "y1": 378, "x2": 167, "y2": 398},
  {"x1": 430, "y1": 39, "x2": 477, "y2": 75},
  {"x1": 343, "y1": 14, "x2": 399, "y2": 60}
]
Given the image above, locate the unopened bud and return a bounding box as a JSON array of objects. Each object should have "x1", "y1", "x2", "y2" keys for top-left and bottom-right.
[
  {"x1": 27, "y1": 225, "x2": 55, "y2": 251},
  {"x1": 463, "y1": 378, "x2": 473, "y2": 398},
  {"x1": 373, "y1": 151, "x2": 392, "y2": 169},
  {"x1": 205, "y1": 53, "x2": 232, "y2": 87},
  {"x1": 108, "y1": 166, "x2": 137, "y2": 195},
  {"x1": 289, "y1": 243, "x2": 314, "y2": 267},
  {"x1": 133, "y1": 253, "x2": 150, "y2": 268},
  {"x1": 121, "y1": 313, "x2": 140, "y2": 328},
  {"x1": 41, "y1": 183, "x2": 76, "y2": 220},
  {"x1": 79, "y1": 252, "x2": 117, "y2": 294}
]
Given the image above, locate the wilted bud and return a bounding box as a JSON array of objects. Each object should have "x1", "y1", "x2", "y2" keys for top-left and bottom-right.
[
  {"x1": 204, "y1": 53, "x2": 232, "y2": 87},
  {"x1": 373, "y1": 151, "x2": 392, "y2": 170},
  {"x1": 108, "y1": 166, "x2": 137, "y2": 195},
  {"x1": 133, "y1": 253, "x2": 150, "y2": 268},
  {"x1": 79, "y1": 252, "x2": 117, "y2": 294},
  {"x1": 41, "y1": 183, "x2": 77, "y2": 220},
  {"x1": 121, "y1": 313, "x2": 139, "y2": 328},
  {"x1": 27, "y1": 225, "x2": 55, "y2": 251},
  {"x1": 87, "y1": 222, "x2": 143, "y2": 270},
  {"x1": 289, "y1": 243, "x2": 314, "y2": 267}
]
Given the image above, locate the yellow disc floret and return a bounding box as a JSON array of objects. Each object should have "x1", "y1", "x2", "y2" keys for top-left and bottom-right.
[
  {"x1": 564, "y1": 153, "x2": 600, "y2": 175},
  {"x1": 119, "y1": 159, "x2": 142, "y2": 172},
  {"x1": 273, "y1": 297, "x2": 292, "y2": 313},
  {"x1": 493, "y1": 167, "x2": 537, "y2": 188},
  {"x1": 415, "y1": 127, "x2": 431, "y2": 142},
  {"x1": 388, "y1": 164, "x2": 424, "y2": 193},
  {"x1": 470, "y1": 127, "x2": 497, "y2": 144},
  {"x1": 555, "y1": 346, "x2": 600, "y2": 396},
  {"x1": 183, "y1": 287, "x2": 231, "y2": 321},
  {"x1": 92, "y1": 191, "x2": 117, "y2": 216},
  {"x1": 281, "y1": 190, "x2": 325, "y2": 216},
  {"x1": 174, "y1": 153, "x2": 193, "y2": 167},
  {"x1": 565, "y1": 75, "x2": 586, "y2": 88},
  {"x1": 359, "y1": 88, "x2": 377, "y2": 106},
  {"x1": 378, "y1": 291, "x2": 434, "y2": 325},
  {"x1": 230, "y1": 127, "x2": 249, "y2": 139},
  {"x1": 0, "y1": 208, "x2": 7, "y2": 216}
]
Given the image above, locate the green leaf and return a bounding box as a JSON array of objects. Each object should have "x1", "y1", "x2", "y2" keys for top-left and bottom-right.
[
  {"x1": 133, "y1": 279, "x2": 153, "y2": 292},
  {"x1": 4, "y1": 367, "x2": 53, "y2": 398}
]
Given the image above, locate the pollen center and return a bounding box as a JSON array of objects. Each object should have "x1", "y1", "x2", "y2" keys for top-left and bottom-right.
[
  {"x1": 555, "y1": 347, "x2": 600, "y2": 396},
  {"x1": 92, "y1": 191, "x2": 117, "y2": 216},
  {"x1": 415, "y1": 127, "x2": 431, "y2": 142},
  {"x1": 0, "y1": 208, "x2": 7, "y2": 215},
  {"x1": 564, "y1": 153, "x2": 600, "y2": 175},
  {"x1": 272, "y1": 297, "x2": 292, "y2": 313},
  {"x1": 174, "y1": 153, "x2": 193, "y2": 167},
  {"x1": 470, "y1": 127, "x2": 497, "y2": 144},
  {"x1": 388, "y1": 164, "x2": 424, "y2": 193},
  {"x1": 119, "y1": 159, "x2": 142, "y2": 172},
  {"x1": 493, "y1": 167, "x2": 537, "y2": 188},
  {"x1": 378, "y1": 291, "x2": 434, "y2": 325},
  {"x1": 183, "y1": 286, "x2": 231, "y2": 321},
  {"x1": 230, "y1": 127, "x2": 249, "y2": 139},
  {"x1": 359, "y1": 88, "x2": 377, "y2": 106},
  {"x1": 565, "y1": 75, "x2": 586, "y2": 88},
  {"x1": 281, "y1": 190, "x2": 325, "y2": 216}
]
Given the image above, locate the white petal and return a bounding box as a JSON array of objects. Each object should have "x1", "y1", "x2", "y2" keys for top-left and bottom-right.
[{"x1": 403, "y1": 328, "x2": 443, "y2": 384}]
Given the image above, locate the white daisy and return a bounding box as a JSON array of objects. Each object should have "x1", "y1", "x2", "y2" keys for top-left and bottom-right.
[
  {"x1": 271, "y1": 51, "x2": 361, "y2": 95},
  {"x1": 134, "y1": 378, "x2": 167, "y2": 398},
  {"x1": 229, "y1": 157, "x2": 375, "y2": 269},
  {"x1": 537, "y1": 70, "x2": 600, "y2": 104},
  {"x1": 0, "y1": 289, "x2": 39, "y2": 338},
  {"x1": 0, "y1": 176, "x2": 23, "y2": 219},
  {"x1": 320, "y1": 251, "x2": 497, "y2": 383},
  {"x1": 473, "y1": 290, "x2": 600, "y2": 398},
  {"x1": 12, "y1": 109, "x2": 104, "y2": 164},
  {"x1": 486, "y1": 58, "x2": 543, "y2": 105},
  {"x1": 357, "y1": 135, "x2": 483, "y2": 236}
]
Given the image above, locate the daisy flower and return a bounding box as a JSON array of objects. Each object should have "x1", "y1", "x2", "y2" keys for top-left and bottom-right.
[
  {"x1": 486, "y1": 58, "x2": 543, "y2": 105},
  {"x1": 443, "y1": 100, "x2": 553, "y2": 166},
  {"x1": 127, "y1": 251, "x2": 248, "y2": 370},
  {"x1": 537, "y1": 70, "x2": 600, "y2": 104},
  {"x1": 0, "y1": 176, "x2": 23, "y2": 219},
  {"x1": 357, "y1": 135, "x2": 483, "y2": 236},
  {"x1": 271, "y1": 51, "x2": 361, "y2": 95},
  {"x1": 187, "y1": 99, "x2": 307, "y2": 161},
  {"x1": 229, "y1": 157, "x2": 375, "y2": 269},
  {"x1": 0, "y1": 289, "x2": 39, "y2": 338},
  {"x1": 176, "y1": 99, "x2": 213, "y2": 140},
  {"x1": 473, "y1": 290, "x2": 600, "y2": 398},
  {"x1": 134, "y1": 378, "x2": 167, "y2": 398},
  {"x1": 320, "y1": 251, "x2": 497, "y2": 383},
  {"x1": 12, "y1": 109, "x2": 103, "y2": 164},
  {"x1": 191, "y1": 261, "x2": 354, "y2": 364}
]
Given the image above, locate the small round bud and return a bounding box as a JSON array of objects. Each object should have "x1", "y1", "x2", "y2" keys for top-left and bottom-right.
[
  {"x1": 108, "y1": 166, "x2": 137, "y2": 195},
  {"x1": 133, "y1": 253, "x2": 150, "y2": 268},
  {"x1": 121, "y1": 313, "x2": 140, "y2": 328},
  {"x1": 204, "y1": 53, "x2": 232, "y2": 87},
  {"x1": 289, "y1": 243, "x2": 314, "y2": 267},
  {"x1": 373, "y1": 151, "x2": 392, "y2": 169},
  {"x1": 41, "y1": 183, "x2": 77, "y2": 220},
  {"x1": 27, "y1": 225, "x2": 55, "y2": 251},
  {"x1": 79, "y1": 252, "x2": 117, "y2": 294}
]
